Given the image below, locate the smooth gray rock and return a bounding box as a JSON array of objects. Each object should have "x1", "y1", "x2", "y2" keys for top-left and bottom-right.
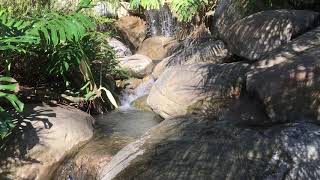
[
  {"x1": 99, "y1": 115, "x2": 320, "y2": 180},
  {"x1": 152, "y1": 39, "x2": 229, "y2": 79},
  {"x1": 107, "y1": 38, "x2": 132, "y2": 58},
  {"x1": 253, "y1": 26, "x2": 320, "y2": 68},
  {"x1": 119, "y1": 54, "x2": 154, "y2": 78},
  {"x1": 220, "y1": 10, "x2": 320, "y2": 60},
  {"x1": 247, "y1": 26, "x2": 320, "y2": 124},
  {"x1": 148, "y1": 62, "x2": 249, "y2": 119},
  {"x1": 247, "y1": 46, "x2": 320, "y2": 124},
  {"x1": 0, "y1": 104, "x2": 94, "y2": 180},
  {"x1": 212, "y1": 0, "x2": 293, "y2": 38}
]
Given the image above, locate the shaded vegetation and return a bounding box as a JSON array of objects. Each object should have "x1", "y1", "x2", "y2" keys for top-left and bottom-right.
[{"x1": 0, "y1": 0, "x2": 120, "y2": 139}]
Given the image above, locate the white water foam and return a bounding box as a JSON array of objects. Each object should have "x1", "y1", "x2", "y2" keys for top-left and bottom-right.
[{"x1": 119, "y1": 78, "x2": 155, "y2": 110}]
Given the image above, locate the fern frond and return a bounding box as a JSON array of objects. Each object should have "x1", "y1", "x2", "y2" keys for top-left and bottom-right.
[
  {"x1": 130, "y1": 0, "x2": 164, "y2": 10},
  {"x1": 171, "y1": 0, "x2": 209, "y2": 21}
]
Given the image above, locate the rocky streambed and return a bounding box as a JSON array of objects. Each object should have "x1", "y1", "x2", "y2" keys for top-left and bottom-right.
[
  {"x1": 52, "y1": 109, "x2": 162, "y2": 180},
  {"x1": 2, "y1": 0, "x2": 320, "y2": 179}
]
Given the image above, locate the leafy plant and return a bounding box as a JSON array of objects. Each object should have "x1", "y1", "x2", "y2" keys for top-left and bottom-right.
[
  {"x1": 0, "y1": 76, "x2": 23, "y2": 139},
  {"x1": 0, "y1": 0, "x2": 120, "y2": 139},
  {"x1": 129, "y1": 0, "x2": 213, "y2": 21}
]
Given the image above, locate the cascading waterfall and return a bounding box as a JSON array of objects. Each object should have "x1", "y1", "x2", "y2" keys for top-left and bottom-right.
[
  {"x1": 119, "y1": 78, "x2": 155, "y2": 110},
  {"x1": 145, "y1": 4, "x2": 178, "y2": 37}
]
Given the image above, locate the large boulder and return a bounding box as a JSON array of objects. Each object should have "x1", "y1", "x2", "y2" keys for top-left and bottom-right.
[
  {"x1": 0, "y1": 104, "x2": 94, "y2": 180},
  {"x1": 119, "y1": 54, "x2": 154, "y2": 78},
  {"x1": 152, "y1": 39, "x2": 229, "y2": 79},
  {"x1": 220, "y1": 10, "x2": 320, "y2": 60},
  {"x1": 212, "y1": 0, "x2": 293, "y2": 38},
  {"x1": 115, "y1": 16, "x2": 146, "y2": 51},
  {"x1": 253, "y1": 26, "x2": 320, "y2": 68},
  {"x1": 289, "y1": 0, "x2": 320, "y2": 11},
  {"x1": 107, "y1": 37, "x2": 132, "y2": 58},
  {"x1": 247, "y1": 26, "x2": 320, "y2": 124},
  {"x1": 137, "y1": 36, "x2": 178, "y2": 61},
  {"x1": 148, "y1": 62, "x2": 249, "y2": 119},
  {"x1": 99, "y1": 115, "x2": 320, "y2": 180}
]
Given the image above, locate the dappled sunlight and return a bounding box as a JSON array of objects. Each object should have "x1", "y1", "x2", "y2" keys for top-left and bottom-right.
[
  {"x1": 255, "y1": 26, "x2": 320, "y2": 68},
  {"x1": 247, "y1": 44, "x2": 320, "y2": 123},
  {"x1": 0, "y1": 104, "x2": 56, "y2": 178},
  {"x1": 220, "y1": 10, "x2": 320, "y2": 60},
  {"x1": 167, "y1": 38, "x2": 229, "y2": 66},
  {"x1": 2, "y1": 0, "x2": 320, "y2": 179},
  {"x1": 100, "y1": 116, "x2": 320, "y2": 180}
]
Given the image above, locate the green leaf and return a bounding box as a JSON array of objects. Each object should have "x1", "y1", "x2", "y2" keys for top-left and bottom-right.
[{"x1": 0, "y1": 84, "x2": 18, "y2": 91}]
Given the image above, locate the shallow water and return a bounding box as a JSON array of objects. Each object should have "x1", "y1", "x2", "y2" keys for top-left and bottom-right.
[{"x1": 53, "y1": 109, "x2": 162, "y2": 180}]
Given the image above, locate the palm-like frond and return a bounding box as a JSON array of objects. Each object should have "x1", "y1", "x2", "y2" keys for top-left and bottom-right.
[
  {"x1": 171, "y1": 0, "x2": 209, "y2": 21},
  {"x1": 129, "y1": 0, "x2": 211, "y2": 21},
  {"x1": 0, "y1": 1, "x2": 119, "y2": 138}
]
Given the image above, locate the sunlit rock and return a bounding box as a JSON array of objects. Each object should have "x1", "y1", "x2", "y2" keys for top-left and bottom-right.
[
  {"x1": 247, "y1": 26, "x2": 320, "y2": 123},
  {"x1": 220, "y1": 10, "x2": 320, "y2": 60},
  {"x1": 137, "y1": 36, "x2": 178, "y2": 61},
  {"x1": 119, "y1": 54, "x2": 154, "y2": 78},
  {"x1": 0, "y1": 104, "x2": 94, "y2": 179},
  {"x1": 115, "y1": 16, "x2": 146, "y2": 51},
  {"x1": 152, "y1": 39, "x2": 229, "y2": 79},
  {"x1": 148, "y1": 62, "x2": 249, "y2": 119},
  {"x1": 99, "y1": 116, "x2": 320, "y2": 180},
  {"x1": 212, "y1": 0, "x2": 293, "y2": 38},
  {"x1": 107, "y1": 37, "x2": 132, "y2": 58}
]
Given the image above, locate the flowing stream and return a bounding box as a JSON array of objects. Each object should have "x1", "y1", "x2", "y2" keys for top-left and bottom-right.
[
  {"x1": 52, "y1": 79, "x2": 160, "y2": 180},
  {"x1": 119, "y1": 78, "x2": 155, "y2": 110},
  {"x1": 145, "y1": 4, "x2": 177, "y2": 37}
]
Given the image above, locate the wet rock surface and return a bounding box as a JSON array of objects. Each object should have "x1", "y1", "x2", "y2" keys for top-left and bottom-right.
[{"x1": 131, "y1": 95, "x2": 151, "y2": 112}]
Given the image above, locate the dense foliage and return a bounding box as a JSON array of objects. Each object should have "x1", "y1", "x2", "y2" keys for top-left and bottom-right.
[
  {"x1": 0, "y1": 0, "x2": 119, "y2": 139},
  {"x1": 129, "y1": 0, "x2": 215, "y2": 21}
]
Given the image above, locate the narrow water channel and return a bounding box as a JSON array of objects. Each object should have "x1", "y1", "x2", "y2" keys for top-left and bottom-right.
[{"x1": 52, "y1": 79, "x2": 161, "y2": 180}]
